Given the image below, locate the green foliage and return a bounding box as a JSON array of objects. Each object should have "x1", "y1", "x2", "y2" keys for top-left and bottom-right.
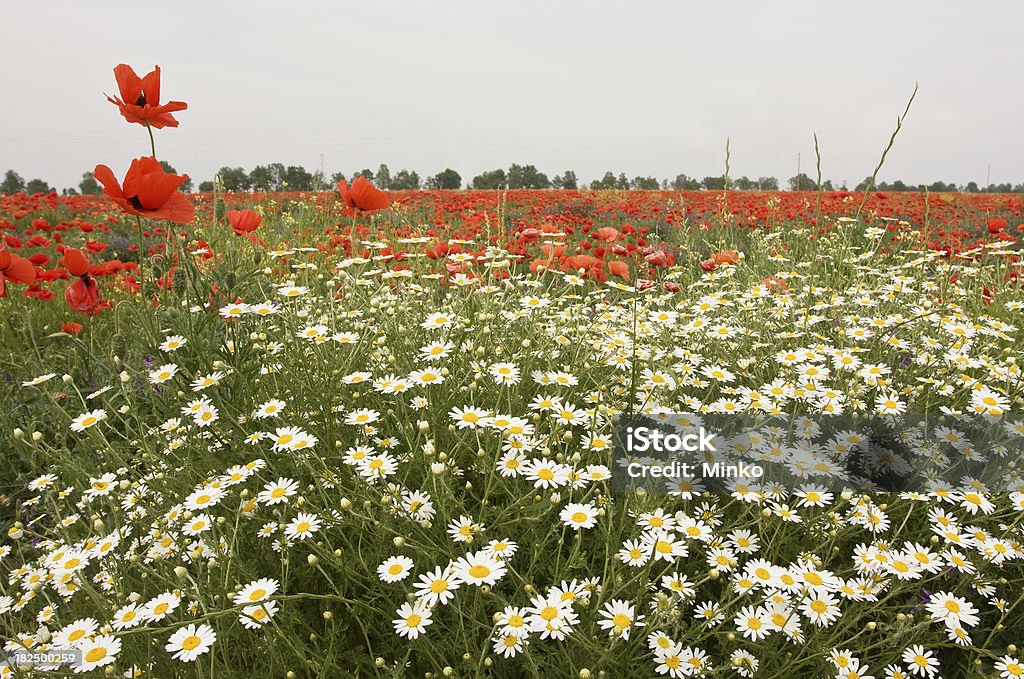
[
  {"x1": 630, "y1": 176, "x2": 660, "y2": 190},
  {"x1": 701, "y1": 175, "x2": 727, "y2": 190},
  {"x1": 427, "y1": 168, "x2": 462, "y2": 190},
  {"x1": 1, "y1": 169, "x2": 25, "y2": 195},
  {"x1": 507, "y1": 164, "x2": 550, "y2": 189},
  {"x1": 24, "y1": 178, "x2": 52, "y2": 194},
  {"x1": 471, "y1": 168, "x2": 508, "y2": 190},
  {"x1": 670, "y1": 174, "x2": 702, "y2": 190},
  {"x1": 390, "y1": 169, "x2": 421, "y2": 190},
  {"x1": 218, "y1": 166, "x2": 251, "y2": 192},
  {"x1": 78, "y1": 171, "x2": 102, "y2": 195},
  {"x1": 590, "y1": 171, "x2": 629, "y2": 190},
  {"x1": 552, "y1": 170, "x2": 578, "y2": 190}
]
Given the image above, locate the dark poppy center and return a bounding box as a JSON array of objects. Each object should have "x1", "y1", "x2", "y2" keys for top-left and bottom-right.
[
  {"x1": 136, "y1": 92, "x2": 147, "y2": 106},
  {"x1": 128, "y1": 195, "x2": 144, "y2": 210}
]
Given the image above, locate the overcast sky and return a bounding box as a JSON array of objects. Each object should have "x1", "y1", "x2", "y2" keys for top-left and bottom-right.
[{"x1": 2, "y1": 0, "x2": 1021, "y2": 191}]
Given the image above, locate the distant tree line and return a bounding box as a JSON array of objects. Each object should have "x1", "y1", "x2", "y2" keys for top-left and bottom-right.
[{"x1": 2, "y1": 165, "x2": 1022, "y2": 196}]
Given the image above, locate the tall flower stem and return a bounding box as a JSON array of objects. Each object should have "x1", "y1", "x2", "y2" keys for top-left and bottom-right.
[
  {"x1": 146, "y1": 122, "x2": 156, "y2": 158},
  {"x1": 134, "y1": 214, "x2": 147, "y2": 293}
]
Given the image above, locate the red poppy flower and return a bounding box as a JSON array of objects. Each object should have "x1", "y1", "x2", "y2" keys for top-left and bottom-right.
[
  {"x1": 644, "y1": 250, "x2": 673, "y2": 267},
  {"x1": 62, "y1": 322, "x2": 83, "y2": 335},
  {"x1": 337, "y1": 177, "x2": 391, "y2": 212},
  {"x1": 0, "y1": 247, "x2": 36, "y2": 297},
  {"x1": 66, "y1": 275, "x2": 102, "y2": 314},
  {"x1": 226, "y1": 209, "x2": 262, "y2": 236},
  {"x1": 608, "y1": 260, "x2": 630, "y2": 281},
  {"x1": 596, "y1": 227, "x2": 620, "y2": 242},
  {"x1": 106, "y1": 64, "x2": 187, "y2": 129},
  {"x1": 61, "y1": 248, "x2": 91, "y2": 277},
  {"x1": 94, "y1": 157, "x2": 194, "y2": 224},
  {"x1": 711, "y1": 250, "x2": 739, "y2": 266}
]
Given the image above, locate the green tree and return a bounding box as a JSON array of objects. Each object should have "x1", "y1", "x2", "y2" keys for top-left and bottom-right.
[
  {"x1": 552, "y1": 170, "x2": 578, "y2": 190},
  {"x1": 330, "y1": 171, "x2": 346, "y2": 186},
  {"x1": 631, "y1": 176, "x2": 660, "y2": 190},
  {"x1": 249, "y1": 165, "x2": 274, "y2": 192},
  {"x1": 471, "y1": 169, "x2": 507, "y2": 190},
  {"x1": 670, "y1": 174, "x2": 701, "y2": 190},
  {"x1": 352, "y1": 168, "x2": 375, "y2": 183},
  {"x1": 854, "y1": 176, "x2": 875, "y2": 192},
  {"x1": 1, "y1": 170, "x2": 25, "y2": 195},
  {"x1": 375, "y1": 164, "x2": 392, "y2": 190},
  {"x1": 427, "y1": 169, "x2": 461, "y2": 190},
  {"x1": 78, "y1": 172, "x2": 102, "y2": 195},
  {"x1": 787, "y1": 173, "x2": 817, "y2": 191},
  {"x1": 25, "y1": 178, "x2": 52, "y2": 194},
  {"x1": 757, "y1": 176, "x2": 779, "y2": 190},
  {"x1": 733, "y1": 176, "x2": 755, "y2": 190},
  {"x1": 198, "y1": 180, "x2": 214, "y2": 192},
  {"x1": 390, "y1": 169, "x2": 421, "y2": 190},
  {"x1": 218, "y1": 166, "x2": 250, "y2": 192},
  {"x1": 964, "y1": 181, "x2": 980, "y2": 193},
  {"x1": 702, "y1": 176, "x2": 727, "y2": 190},
  {"x1": 590, "y1": 172, "x2": 618, "y2": 190},
  {"x1": 283, "y1": 165, "x2": 313, "y2": 190},
  {"x1": 507, "y1": 164, "x2": 550, "y2": 189},
  {"x1": 616, "y1": 173, "x2": 629, "y2": 190}
]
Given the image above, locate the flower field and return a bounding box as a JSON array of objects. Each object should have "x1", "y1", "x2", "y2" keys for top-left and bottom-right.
[{"x1": 3, "y1": 66, "x2": 1024, "y2": 679}]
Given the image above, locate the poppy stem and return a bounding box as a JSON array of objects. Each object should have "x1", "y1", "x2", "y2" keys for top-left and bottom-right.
[
  {"x1": 134, "y1": 214, "x2": 147, "y2": 292},
  {"x1": 146, "y1": 123, "x2": 156, "y2": 159}
]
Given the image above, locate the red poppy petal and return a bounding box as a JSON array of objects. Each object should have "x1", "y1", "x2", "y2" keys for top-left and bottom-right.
[
  {"x1": 6, "y1": 255, "x2": 36, "y2": 285},
  {"x1": 112, "y1": 64, "x2": 142, "y2": 103},
  {"x1": 61, "y1": 248, "x2": 91, "y2": 277},
  {"x1": 141, "y1": 65, "x2": 161, "y2": 105}
]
